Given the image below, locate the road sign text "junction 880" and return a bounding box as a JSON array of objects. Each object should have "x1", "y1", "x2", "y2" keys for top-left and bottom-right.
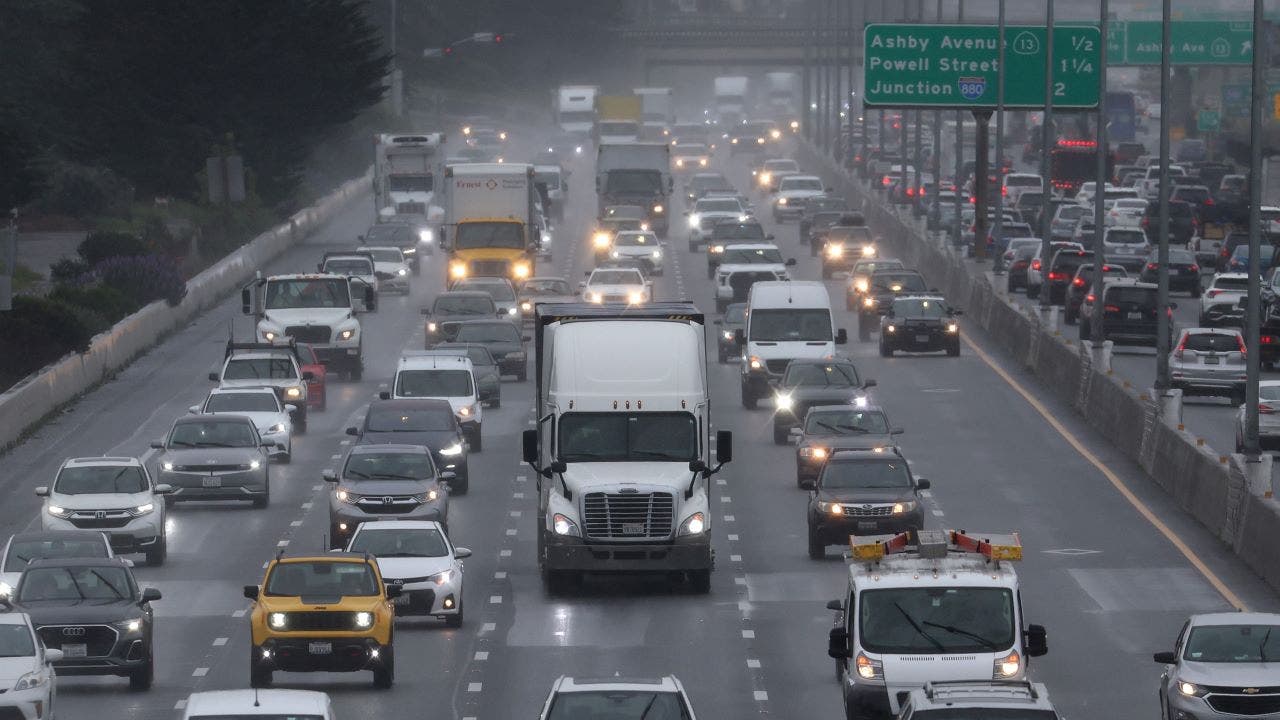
[{"x1": 863, "y1": 24, "x2": 1101, "y2": 109}]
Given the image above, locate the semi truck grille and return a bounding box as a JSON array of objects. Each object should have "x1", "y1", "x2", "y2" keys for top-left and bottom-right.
[
  {"x1": 285, "y1": 326, "x2": 332, "y2": 344},
  {"x1": 469, "y1": 260, "x2": 510, "y2": 277},
  {"x1": 582, "y1": 492, "x2": 674, "y2": 540},
  {"x1": 38, "y1": 624, "x2": 118, "y2": 656},
  {"x1": 396, "y1": 202, "x2": 427, "y2": 215}
]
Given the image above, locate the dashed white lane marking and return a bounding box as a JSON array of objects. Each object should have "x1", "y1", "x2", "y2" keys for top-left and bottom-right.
[
  {"x1": 481, "y1": 622, "x2": 496, "y2": 633},
  {"x1": 499, "y1": 549, "x2": 512, "y2": 557},
  {"x1": 735, "y1": 577, "x2": 747, "y2": 585},
  {"x1": 339, "y1": 439, "x2": 351, "y2": 445},
  {"x1": 494, "y1": 571, "x2": 507, "y2": 579},
  {"x1": 175, "y1": 700, "x2": 188, "y2": 710},
  {"x1": 468, "y1": 682, "x2": 483, "y2": 692},
  {"x1": 330, "y1": 454, "x2": 340, "y2": 460},
  {"x1": 747, "y1": 659, "x2": 761, "y2": 668},
  {"x1": 515, "y1": 475, "x2": 527, "y2": 483},
  {"x1": 232, "y1": 609, "x2": 246, "y2": 618},
  {"x1": 721, "y1": 495, "x2": 732, "y2": 503},
  {"x1": 724, "y1": 515, "x2": 736, "y2": 522},
  {"x1": 277, "y1": 540, "x2": 290, "y2": 547},
  {"x1": 742, "y1": 629, "x2": 756, "y2": 639},
  {"x1": 506, "y1": 529, "x2": 518, "y2": 536},
  {"x1": 728, "y1": 534, "x2": 739, "y2": 541},
  {"x1": 213, "y1": 637, "x2": 228, "y2": 646},
  {"x1": 261, "y1": 561, "x2": 269, "y2": 569},
  {"x1": 489, "y1": 595, "x2": 503, "y2": 604},
  {"x1": 311, "y1": 485, "x2": 322, "y2": 491},
  {"x1": 301, "y1": 502, "x2": 312, "y2": 509},
  {"x1": 192, "y1": 667, "x2": 209, "y2": 677},
  {"x1": 474, "y1": 651, "x2": 489, "y2": 661},
  {"x1": 754, "y1": 691, "x2": 769, "y2": 702},
  {"x1": 731, "y1": 554, "x2": 743, "y2": 562},
  {"x1": 513, "y1": 492, "x2": 525, "y2": 499},
  {"x1": 738, "y1": 600, "x2": 751, "y2": 612},
  {"x1": 716, "y1": 477, "x2": 727, "y2": 486},
  {"x1": 932, "y1": 509, "x2": 945, "y2": 517},
  {"x1": 509, "y1": 510, "x2": 522, "y2": 517},
  {"x1": 290, "y1": 520, "x2": 302, "y2": 527}
]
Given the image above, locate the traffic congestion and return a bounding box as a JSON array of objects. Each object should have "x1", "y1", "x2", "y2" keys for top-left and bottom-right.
[{"x1": 2, "y1": 5, "x2": 1280, "y2": 720}]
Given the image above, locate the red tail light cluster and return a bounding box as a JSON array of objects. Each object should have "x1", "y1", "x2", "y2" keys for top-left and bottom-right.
[
  {"x1": 1031, "y1": 259, "x2": 1042, "y2": 270},
  {"x1": 1260, "y1": 403, "x2": 1275, "y2": 414},
  {"x1": 1104, "y1": 304, "x2": 1121, "y2": 312},
  {"x1": 1146, "y1": 263, "x2": 1158, "y2": 270},
  {"x1": 1072, "y1": 277, "x2": 1085, "y2": 287},
  {"x1": 1048, "y1": 271, "x2": 1065, "y2": 281}
]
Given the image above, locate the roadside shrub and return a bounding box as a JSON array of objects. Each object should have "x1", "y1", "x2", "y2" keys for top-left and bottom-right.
[
  {"x1": 49, "y1": 257, "x2": 90, "y2": 284},
  {"x1": 0, "y1": 296, "x2": 95, "y2": 388},
  {"x1": 90, "y1": 254, "x2": 187, "y2": 307},
  {"x1": 33, "y1": 162, "x2": 134, "y2": 219},
  {"x1": 77, "y1": 230, "x2": 150, "y2": 265},
  {"x1": 49, "y1": 284, "x2": 140, "y2": 326}
]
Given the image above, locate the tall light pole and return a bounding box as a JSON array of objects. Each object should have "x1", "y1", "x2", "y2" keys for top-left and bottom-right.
[
  {"x1": 952, "y1": 0, "x2": 966, "y2": 249},
  {"x1": 1243, "y1": 0, "x2": 1267, "y2": 457},
  {"x1": 1038, "y1": 0, "x2": 1056, "y2": 311},
  {"x1": 932, "y1": 0, "x2": 943, "y2": 234},
  {"x1": 992, "y1": 0, "x2": 1007, "y2": 273},
  {"x1": 1091, "y1": 0, "x2": 1109, "y2": 345},
  {"x1": 1154, "y1": 0, "x2": 1173, "y2": 390}
]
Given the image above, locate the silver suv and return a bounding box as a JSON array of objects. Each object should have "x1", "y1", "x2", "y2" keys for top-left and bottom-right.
[
  {"x1": 898, "y1": 681, "x2": 1061, "y2": 719},
  {"x1": 1155, "y1": 612, "x2": 1280, "y2": 720},
  {"x1": 35, "y1": 458, "x2": 172, "y2": 566}
]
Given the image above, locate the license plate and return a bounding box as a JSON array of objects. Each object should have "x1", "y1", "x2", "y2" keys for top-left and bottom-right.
[
  {"x1": 857, "y1": 521, "x2": 878, "y2": 532},
  {"x1": 308, "y1": 642, "x2": 332, "y2": 655},
  {"x1": 202, "y1": 477, "x2": 222, "y2": 488},
  {"x1": 392, "y1": 594, "x2": 411, "y2": 605},
  {"x1": 621, "y1": 522, "x2": 645, "y2": 536},
  {"x1": 915, "y1": 334, "x2": 931, "y2": 343},
  {"x1": 62, "y1": 643, "x2": 87, "y2": 658},
  {"x1": 1127, "y1": 312, "x2": 1143, "y2": 320},
  {"x1": 1204, "y1": 356, "x2": 1221, "y2": 365}
]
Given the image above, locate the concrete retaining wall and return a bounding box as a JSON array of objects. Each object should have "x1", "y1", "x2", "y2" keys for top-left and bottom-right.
[
  {"x1": 798, "y1": 141, "x2": 1280, "y2": 597},
  {"x1": 0, "y1": 169, "x2": 372, "y2": 452}
]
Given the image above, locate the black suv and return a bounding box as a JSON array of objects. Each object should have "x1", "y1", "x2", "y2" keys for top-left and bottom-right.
[
  {"x1": 15, "y1": 557, "x2": 160, "y2": 689},
  {"x1": 1045, "y1": 248, "x2": 1094, "y2": 304},
  {"x1": 1064, "y1": 263, "x2": 1128, "y2": 325},
  {"x1": 879, "y1": 295, "x2": 962, "y2": 357},
  {"x1": 798, "y1": 197, "x2": 852, "y2": 243},
  {"x1": 1079, "y1": 279, "x2": 1170, "y2": 347},
  {"x1": 793, "y1": 404, "x2": 902, "y2": 488},
  {"x1": 806, "y1": 448, "x2": 928, "y2": 559},
  {"x1": 771, "y1": 359, "x2": 876, "y2": 444},
  {"x1": 859, "y1": 269, "x2": 930, "y2": 335},
  {"x1": 818, "y1": 226, "x2": 876, "y2": 278}
]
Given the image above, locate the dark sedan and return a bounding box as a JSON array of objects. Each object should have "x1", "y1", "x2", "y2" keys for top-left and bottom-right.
[
  {"x1": 806, "y1": 449, "x2": 928, "y2": 559},
  {"x1": 879, "y1": 295, "x2": 962, "y2": 357},
  {"x1": 771, "y1": 359, "x2": 876, "y2": 444},
  {"x1": 792, "y1": 404, "x2": 902, "y2": 488},
  {"x1": 1138, "y1": 248, "x2": 1201, "y2": 296},
  {"x1": 858, "y1": 269, "x2": 930, "y2": 334},
  {"x1": 1064, "y1": 263, "x2": 1128, "y2": 325},
  {"x1": 714, "y1": 303, "x2": 746, "y2": 364},
  {"x1": 422, "y1": 291, "x2": 499, "y2": 347},
  {"x1": 442, "y1": 319, "x2": 528, "y2": 381},
  {"x1": 346, "y1": 398, "x2": 470, "y2": 488}
]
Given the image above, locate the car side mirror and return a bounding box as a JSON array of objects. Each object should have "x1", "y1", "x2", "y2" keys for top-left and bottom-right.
[
  {"x1": 734, "y1": 328, "x2": 745, "y2": 346},
  {"x1": 828, "y1": 627, "x2": 851, "y2": 659},
  {"x1": 550, "y1": 460, "x2": 568, "y2": 474},
  {"x1": 420, "y1": 307, "x2": 432, "y2": 316},
  {"x1": 826, "y1": 599, "x2": 843, "y2": 611},
  {"x1": 385, "y1": 585, "x2": 403, "y2": 599},
  {"x1": 43, "y1": 649, "x2": 63, "y2": 663},
  {"x1": 522, "y1": 429, "x2": 539, "y2": 464},
  {"x1": 154, "y1": 484, "x2": 174, "y2": 495},
  {"x1": 322, "y1": 469, "x2": 338, "y2": 482},
  {"x1": 1169, "y1": 302, "x2": 1179, "y2": 309},
  {"x1": 140, "y1": 587, "x2": 162, "y2": 603},
  {"x1": 150, "y1": 440, "x2": 165, "y2": 449},
  {"x1": 715, "y1": 430, "x2": 733, "y2": 464},
  {"x1": 34, "y1": 487, "x2": 49, "y2": 497},
  {"x1": 713, "y1": 319, "x2": 723, "y2": 325},
  {"x1": 1025, "y1": 624, "x2": 1048, "y2": 657},
  {"x1": 766, "y1": 234, "x2": 775, "y2": 240},
  {"x1": 835, "y1": 328, "x2": 848, "y2": 345},
  {"x1": 284, "y1": 404, "x2": 298, "y2": 414},
  {"x1": 208, "y1": 372, "x2": 220, "y2": 382},
  {"x1": 1153, "y1": 650, "x2": 1177, "y2": 664},
  {"x1": 302, "y1": 371, "x2": 315, "y2": 381},
  {"x1": 187, "y1": 405, "x2": 200, "y2": 415},
  {"x1": 454, "y1": 547, "x2": 473, "y2": 559},
  {"x1": 378, "y1": 391, "x2": 391, "y2": 400},
  {"x1": 863, "y1": 379, "x2": 877, "y2": 389},
  {"x1": 915, "y1": 478, "x2": 931, "y2": 490},
  {"x1": 952, "y1": 309, "x2": 964, "y2": 316},
  {"x1": 243, "y1": 585, "x2": 260, "y2": 600},
  {"x1": 890, "y1": 427, "x2": 905, "y2": 435},
  {"x1": 785, "y1": 258, "x2": 797, "y2": 267},
  {"x1": 345, "y1": 427, "x2": 359, "y2": 436}
]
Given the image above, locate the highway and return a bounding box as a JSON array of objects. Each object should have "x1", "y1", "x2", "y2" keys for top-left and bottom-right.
[{"x1": 4, "y1": 131, "x2": 1278, "y2": 720}]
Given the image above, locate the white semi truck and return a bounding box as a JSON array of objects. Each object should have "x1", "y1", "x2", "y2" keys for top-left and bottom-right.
[
  {"x1": 373, "y1": 133, "x2": 444, "y2": 221},
  {"x1": 595, "y1": 142, "x2": 672, "y2": 236},
  {"x1": 632, "y1": 87, "x2": 674, "y2": 139},
  {"x1": 521, "y1": 302, "x2": 733, "y2": 594},
  {"x1": 714, "y1": 75, "x2": 749, "y2": 126},
  {"x1": 240, "y1": 272, "x2": 377, "y2": 381},
  {"x1": 764, "y1": 72, "x2": 800, "y2": 128},
  {"x1": 556, "y1": 85, "x2": 599, "y2": 137}
]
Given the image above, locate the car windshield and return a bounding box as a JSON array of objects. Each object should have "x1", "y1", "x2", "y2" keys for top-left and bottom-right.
[
  {"x1": 365, "y1": 248, "x2": 402, "y2": 263},
  {"x1": 205, "y1": 392, "x2": 279, "y2": 413},
  {"x1": 860, "y1": 587, "x2": 1016, "y2": 654},
  {"x1": 749, "y1": 309, "x2": 833, "y2": 342},
  {"x1": 873, "y1": 274, "x2": 928, "y2": 292},
  {"x1": 854, "y1": 260, "x2": 904, "y2": 275},
  {"x1": 223, "y1": 358, "x2": 297, "y2": 380},
  {"x1": 188, "y1": 716, "x2": 324, "y2": 720},
  {"x1": 827, "y1": 227, "x2": 873, "y2": 242},
  {"x1": 822, "y1": 459, "x2": 911, "y2": 489},
  {"x1": 1214, "y1": 277, "x2": 1249, "y2": 291},
  {"x1": 783, "y1": 362, "x2": 860, "y2": 388},
  {"x1": 349, "y1": 528, "x2": 448, "y2": 558},
  {"x1": 765, "y1": 160, "x2": 799, "y2": 172},
  {"x1": 713, "y1": 224, "x2": 765, "y2": 240},
  {"x1": 396, "y1": 369, "x2": 473, "y2": 398},
  {"x1": 324, "y1": 259, "x2": 372, "y2": 275},
  {"x1": 343, "y1": 451, "x2": 434, "y2": 481},
  {"x1": 264, "y1": 278, "x2": 351, "y2": 310},
  {"x1": 523, "y1": 280, "x2": 572, "y2": 295},
  {"x1": 170, "y1": 420, "x2": 257, "y2": 448},
  {"x1": 1106, "y1": 230, "x2": 1146, "y2": 245},
  {"x1": 457, "y1": 281, "x2": 516, "y2": 302},
  {"x1": 892, "y1": 297, "x2": 948, "y2": 318},
  {"x1": 605, "y1": 170, "x2": 663, "y2": 194},
  {"x1": 804, "y1": 410, "x2": 888, "y2": 435},
  {"x1": 615, "y1": 233, "x2": 657, "y2": 247},
  {"x1": 907, "y1": 711, "x2": 1058, "y2": 719},
  {"x1": 0, "y1": 625, "x2": 34, "y2": 658},
  {"x1": 365, "y1": 407, "x2": 455, "y2": 432},
  {"x1": 453, "y1": 323, "x2": 522, "y2": 343},
  {"x1": 675, "y1": 143, "x2": 707, "y2": 155},
  {"x1": 18, "y1": 566, "x2": 133, "y2": 602},
  {"x1": 1183, "y1": 333, "x2": 1241, "y2": 352},
  {"x1": 5, "y1": 538, "x2": 109, "y2": 571},
  {"x1": 590, "y1": 270, "x2": 645, "y2": 286},
  {"x1": 435, "y1": 296, "x2": 494, "y2": 315},
  {"x1": 559, "y1": 412, "x2": 697, "y2": 462},
  {"x1": 54, "y1": 465, "x2": 147, "y2": 494},
  {"x1": 1183, "y1": 624, "x2": 1280, "y2": 663},
  {"x1": 780, "y1": 178, "x2": 823, "y2": 192},
  {"x1": 692, "y1": 177, "x2": 732, "y2": 193},
  {"x1": 1057, "y1": 205, "x2": 1088, "y2": 220},
  {"x1": 265, "y1": 561, "x2": 378, "y2": 597},
  {"x1": 546, "y1": 690, "x2": 692, "y2": 720},
  {"x1": 725, "y1": 305, "x2": 747, "y2": 323},
  {"x1": 697, "y1": 199, "x2": 741, "y2": 213},
  {"x1": 454, "y1": 222, "x2": 524, "y2": 250},
  {"x1": 365, "y1": 225, "x2": 416, "y2": 245},
  {"x1": 723, "y1": 247, "x2": 783, "y2": 264}
]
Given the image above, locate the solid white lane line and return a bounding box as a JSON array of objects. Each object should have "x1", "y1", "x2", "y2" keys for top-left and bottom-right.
[
  {"x1": 213, "y1": 637, "x2": 228, "y2": 646},
  {"x1": 747, "y1": 659, "x2": 761, "y2": 668},
  {"x1": 193, "y1": 667, "x2": 209, "y2": 677}
]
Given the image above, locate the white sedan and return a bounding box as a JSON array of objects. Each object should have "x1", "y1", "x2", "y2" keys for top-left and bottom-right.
[
  {"x1": 191, "y1": 386, "x2": 294, "y2": 461},
  {"x1": 580, "y1": 267, "x2": 651, "y2": 305},
  {"x1": 357, "y1": 245, "x2": 411, "y2": 294},
  {"x1": 0, "y1": 611, "x2": 60, "y2": 720},
  {"x1": 610, "y1": 231, "x2": 664, "y2": 275},
  {"x1": 346, "y1": 521, "x2": 470, "y2": 627}
]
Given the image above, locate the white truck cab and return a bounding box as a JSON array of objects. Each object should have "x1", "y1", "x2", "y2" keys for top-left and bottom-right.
[
  {"x1": 738, "y1": 281, "x2": 847, "y2": 409},
  {"x1": 827, "y1": 530, "x2": 1048, "y2": 719},
  {"x1": 241, "y1": 273, "x2": 376, "y2": 381},
  {"x1": 389, "y1": 352, "x2": 482, "y2": 450}
]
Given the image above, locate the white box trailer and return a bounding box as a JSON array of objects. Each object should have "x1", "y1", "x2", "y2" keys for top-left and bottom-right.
[
  {"x1": 556, "y1": 85, "x2": 599, "y2": 137},
  {"x1": 374, "y1": 133, "x2": 444, "y2": 221}
]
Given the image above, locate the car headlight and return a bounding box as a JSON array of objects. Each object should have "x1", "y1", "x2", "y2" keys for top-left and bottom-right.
[
  {"x1": 759, "y1": 172, "x2": 772, "y2": 186},
  {"x1": 403, "y1": 245, "x2": 417, "y2": 255},
  {"x1": 652, "y1": 249, "x2": 661, "y2": 259},
  {"x1": 722, "y1": 331, "x2": 734, "y2": 340},
  {"x1": 770, "y1": 129, "x2": 782, "y2": 139},
  {"x1": 652, "y1": 204, "x2": 664, "y2": 214},
  {"x1": 498, "y1": 131, "x2": 507, "y2": 141},
  {"x1": 886, "y1": 325, "x2": 896, "y2": 334},
  {"x1": 133, "y1": 502, "x2": 155, "y2": 516},
  {"x1": 777, "y1": 197, "x2": 788, "y2": 205},
  {"x1": 13, "y1": 670, "x2": 49, "y2": 691},
  {"x1": 891, "y1": 501, "x2": 917, "y2": 514},
  {"x1": 790, "y1": 120, "x2": 800, "y2": 130},
  {"x1": 827, "y1": 244, "x2": 844, "y2": 258},
  {"x1": 748, "y1": 355, "x2": 763, "y2": 370},
  {"x1": 628, "y1": 291, "x2": 644, "y2": 304},
  {"x1": 439, "y1": 442, "x2": 464, "y2": 457},
  {"x1": 818, "y1": 500, "x2": 844, "y2": 515},
  {"x1": 552, "y1": 513, "x2": 580, "y2": 537},
  {"x1": 0, "y1": 581, "x2": 11, "y2": 598},
  {"x1": 678, "y1": 512, "x2": 706, "y2": 536},
  {"x1": 507, "y1": 307, "x2": 519, "y2": 316},
  {"x1": 335, "y1": 488, "x2": 355, "y2": 503},
  {"x1": 731, "y1": 137, "x2": 739, "y2": 144},
  {"x1": 593, "y1": 232, "x2": 611, "y2": 248},
  {"x1": 354, "y1": 612, "x2": 373, "y2": 628},
  {"x1": 775, "y1": 394, "x2": 793, "y2": 410},
  {"x1": 854, "y1": 396, "x2": 868, "y2": 408},
  {"x1": 521, "y1": 301, "x2": 533, "y2": 312},
  {"x1": 947, "y1": 322, "x2": 959, "y2": 333},
  {"x1": 269, "y1": 612, "x2": 287, "y2": 629},
  {"x1": 450, "y1": 263, "x2": 467, "y2": 278},
  {"x1": 863, "y1": 297, "x2": 875, "y2": 307},
  {"x1": 115, "y1": 618, "x2": 143, "y2": 634},
  {"x1": 458, "y1": 405, "x2": 475, "y2": 418},
  {"x1": 418, "y1": 229, "x2": 433, "y2": 244},
  {"x1": 699, "y1": 158, "x2": 708, "y2": 166},
  {"x1": 854, "y1": 279, "x2": 869, "y2": 293},
  {"x1": 993, "y1": 650, "x2": 1021, "y2": 679},
  {"x1": 676, "y1": 159, "x2": 684, "y2": 167},
  {"x1": 589, "y1": 291, "x2": 603, "y2": 303},
  {"x1": 46, "y1": 505, "x2": 70, "y2": 518},
  {"x1": 249, "y1": 459, "x2": 261, "y2": 470},
  {"x1": 513, "y1": 263, "x2": 531, "y2": 279},
  {"x1": 711, "y1": 244, "x2": 724, "y2": 254},
  {"x1": 285, "y1": 386, "x2": 303, "y2": 399},
  {"x1": 263, "y1": 331, "x2": 277, "y2": 342},
  {"x1": 574, "y1": 145, "x2": 583, "y2": 154},
  {"x1": 855, "y1": 653, "x2": 884, "y2": 680},
  {"x1": 799, "y1": 446, "x2": 828, "y2": 460},
  {"x1": 688, "y1": 214, "x2": 701, "y2": 229},
  {"x1": 265, "y1": 423, "x2": 285, "y2": 434},
  {"x1": 162, "y1": 461, "x2": 175, "y2": 471},
  {"x1": 1178, "y1": 680, "x2": 1207, "y2": 697},
  {"x1": 397, "y1": 268, "x2": 408, "y2": 276},
  {"x1": 428, "y1": 322, "x2": 438, "y2": 332},
  {"x1": 611, "y1": 250, "x2": 621, "y2": 259},
  {"x1": 339, "y1": 329, "x2": 355, "y2": 340},
  {"x1": 756, "y1": 137, "x2": 765, "y2": 144},
  {"x1": 462, "y1": 126, "x2": 471, "y2": 135},
  {"x1": 861, "y1": 245, "x2": 876, "y2": 257}
]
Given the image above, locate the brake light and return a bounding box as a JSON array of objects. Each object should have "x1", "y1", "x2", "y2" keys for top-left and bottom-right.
[
  {"x1": 906, "y1": 187, "x2": 916, "y2": 197},
  {"x1": 1237, "y1": 335, "x2": 1248, "y2": 355},
  {"x1": 1261, "y1": 403, "x2": 1276, "y2": 414},
  {"x1": 1072, "y1": 277, "x2": 1085, "y2": 287},
  {"x1": 1048, "y1": 271, "x2": 1065, "y2": 281},
  {"x1": 1031, "y1": 259, "x2": 1042, "y2": 271},
  {"x1": 1142, "y1": 217, "x2": 1150, "y2": 228},
  {"x1": 1173, "y1": 335, "x2": 1187, "y2": 359},
  {"x1": 1146, "y1": 263, "x2": 1158, "y2": 270},
  {"x1": 1002, "y1": 186, "x2": 1008, "y2": 196},
  {"x1": 1190, "y1": 264, "x2": 1199, "y2": 273},
  {"x1": 1207, "y1": 289, "x2": 1221, "y2": 298},
  {"x1": 1085, "y1": 293, "x2": 1097, "y2": 303},
  {"x1": 1263, "y1": 336, "x2": 1276, "y2": 345},
  {"x1": 1105, "y1": 304, "x2": 1121, "y2": 312},
  {"x1": 1205, "y1": 198, "x2": 1215, "y2": 205},
  {"x1": 882, "y1": 176, "x2": 892, "y2": 186}
]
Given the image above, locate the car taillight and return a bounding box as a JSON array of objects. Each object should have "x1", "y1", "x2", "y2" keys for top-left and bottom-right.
[
  {"x1": 882, "y1": 176, "x2": 891, "y2": 186},
  {"x1": 1048, "y1": 271, "x2": 1064, "y2": 281},
  {"x1": 1190, "y1": 264, "x2": 1199, "y2": 273},
  {"x1": 1146, "y1": 263, "x2": 1158, "y2": 270},
  {"x1": 1237, "y1": 335, "x2": 1248, "y2": 354},
  {"x1": 1031, "y1": 259, "x2": 1042, "y2": 270},
  {"x1": 1260, "y1": 403, "x2": 1275, "y2": 414},
  {"x1": 1002, "y1": 186, "x2": 1008, "y2": 196},
  {"x1": 1173, "y1": 336, "x2": 1187, "y2": 359},
  {"x1": 1072, "y1": 277, "x2": 1085, "y2": 287},
  {"x1": 1207, "y1": 289, "x2": 1221, "y2": 298},
  {"x1": 1142, "y1": 217, "x2": 1150, "y2": 227},
  {"x1": 906, "y1": 187, "x2": 916, "y2": 197},
  {"x1": 1263, "y1": 335, "x2": 1276, "y2": 345},
  {"x1": 1105, "y1": 304, "x2": 1121, "y2": 313},
  {"x1": 1085, "y1": 293, "x2": 1096, "y2": 303}
]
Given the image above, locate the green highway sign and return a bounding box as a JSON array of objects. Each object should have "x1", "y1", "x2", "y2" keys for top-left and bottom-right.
[
  {"x1": 863, "y1": 24, "x2": 1101, "y2": 109},
  {"x1": 1108, "y1": 21, "x2": 1253, "y2": 65},
  {"x1": 1196, "y1": 110, "x2": 1220, "y2": 132},
  {"x1": 1220, "y1": 82, "x2": 1280, "y2": 119}
]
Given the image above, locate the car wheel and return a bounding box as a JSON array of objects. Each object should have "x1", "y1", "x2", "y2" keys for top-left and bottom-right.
[
  {"x1": 846, "y1": 296, "x2": 856, "y2": 312},
  {"x1": 469, "y1": 429, "x2": 483, "y2": 453},
  {"x1": 446, "y1": 596, "x2": 464, "y2": 628},
  {"x1": 252, "y1": 487, "x2": 270, "y2": 509},
  {"x1": 947, "y1": 341, "x2": 960, "y2": 357},
  {"x1": 146, "y1": 535, "x2": 167, "y2": 566},
  {"x1": 858, "y1": 315, "x2": 873, "y2": 341},
  {"x1": 294, "y1": 416, "x2": 307, "y2": 435},
  {"x1": 249, "y1": 649, "x2": 272, "y2": 688},
  {"x1": 1079, "y1": 319, "x2": 1090, "y2": 341},
  {"x1": 278, "y1": 446, "x2": 291, "y2": 464},
  {"x1": 451, "y1": 472, "x2": 469, "y2": 496},
  {"x1": 689, "y1": 240, "x2": 698, "y2": 253},
  {"x1": 517, "y1": 368, "x2": 528, "y2": 382},
  {"x1": 329, "y1": 524, "x2": 345, "y2": 549},
  {"x1": 741, "y1": 385, "x2": 758, "y2": 410},
  {"x1": 372, "y1": 645, "x2": 394, "y2": 689},
  {"x1": 687, "y1": 569, "x2": 711, "y2": 594},
  {"x1": 318, "y1": 393, "x2": 327, "y2": 411},
  {"x1": 808, "y1": 531, "x2": 825, "y2": 560},
  {"x1": 1064, "y1": 307, "x2": 1077, "y2": 325},
  {"x1": 1230, "y1": 388, "x2": 1246, "y2": 406},
  {"x1": 128, "y1": 656, "x2": 154, "y2": 691},
  {"x1": 491, "y1": 394, "x2": 502, "y2": 409},
  {"x1": 349, "y1": 365, "x2": 363, "y2": 382},
  {"x1": 821, "y1": 265, "x2": 832, "y2": 279},
  {"x1": 879, "y1": 342, "x2": 892, "y2": 357},
  {"x1": 773, "y1": 425, "x2": 789, "y2": 445}
]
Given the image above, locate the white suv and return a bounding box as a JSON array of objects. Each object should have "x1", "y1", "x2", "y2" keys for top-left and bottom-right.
[
  {"x1": 898, "y1": 681, "x2": 1061, "y2": 719},
  {"x1": 538, "y1": 676, "x2": 698, "y2": 720},
  {"x1": 390, "y1": 353, "x2": 483, "y2": 450},
  {"x1": 35, "y1": 457, "x2": 172, "y2": 566},
  {"x1": 0, "y1": 611, "x2": 62, "y2": 720},
  {"x1": 182, "y1": 690, "x2": 334, "y2": 720}
]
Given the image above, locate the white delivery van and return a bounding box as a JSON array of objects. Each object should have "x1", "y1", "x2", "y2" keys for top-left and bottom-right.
[{"x1": 738, "y1": 281, "x2": 847, "y2": 408}]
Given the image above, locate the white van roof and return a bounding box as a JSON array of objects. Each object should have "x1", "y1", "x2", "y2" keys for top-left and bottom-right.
[{"x1": 747, "y1": 280, "x2": 832, "y2": 309}]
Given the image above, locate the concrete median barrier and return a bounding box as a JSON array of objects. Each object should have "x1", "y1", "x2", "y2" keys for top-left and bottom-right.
[{"x1": 0, "y1": 168, "x2": 372, "y2": 453}]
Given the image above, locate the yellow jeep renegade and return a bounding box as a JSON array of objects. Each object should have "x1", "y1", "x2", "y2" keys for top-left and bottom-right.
[{"x1": 243, "y1": 553, "x2": 398, "y2": 688}]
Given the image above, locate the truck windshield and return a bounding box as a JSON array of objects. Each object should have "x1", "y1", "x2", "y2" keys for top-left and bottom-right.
[
  {"x1": 546, "y1": 691, "x2": 692, "y2": 720},
  {"x1": 389, "y1": 175, "x2": 433, "y2": 192},
  {"x1": 264, "y1": 279, "x2": 351, "y2": 309},
  {"x1": 598, "y1": 121, "x2": 638, "y2": 136},
  {"x1": 859, "y1": 587, "x2": 1016, "y2": 654},
  {"x1": 455, "y1": 222, "x2": 524, "y2": 250},
  {"x1": 749, "y1": 309, "x2": 832, "y2": 342},
  {"x1": 559, "y1": 111, "x2": 595, "y2": 124},
  {"x1": 559, "y1": 412, "x2": 697, "y2": 462},
  {"x1": 605, "y1": 170, "x2": 663, "y2": 194}
]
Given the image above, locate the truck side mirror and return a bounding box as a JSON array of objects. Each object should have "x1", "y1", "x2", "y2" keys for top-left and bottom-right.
[
  {"x1": 785, "y1": 258, "x2": 797, "y2": 267},
  {"x1": 378, "y1": 391, "x2": 391, "y2": 400},
  {"x1": 241, "y1": 288, "x2": 252, "y2": 315},
  {"x1": 1153, "y1": 650, "x2": 1177, "y2": 664},
  {"x1": 915, "y1": 478, "x2": 931, "y2": 490},
  {"x1": 715, "y1": 430, "x2": 733, "y2": 464},
  {"x1": 522, "y1": 429, "x2": 539, "y2": 464},
  {"x1": 365, "y1": 287, "x2": 377, "y2": 312},
  {"x1": 826, "y1": 599, "x2": 843, "y2": 611},
  {"x1": 828, "y1": 627, "x2": 851, "y2": 659},
  {"x1": 1024, "y1": 624, "x2": 1048, "y2": 657},
  {"x1": 734, "y1": 328, "x2": 745, "y2": 346},
  {"x1": 862, "y1": 379, "x2": 877, "y2": 389},
  {"x1": 835, "y1": 328, "x2": 848, "y2": 345}
]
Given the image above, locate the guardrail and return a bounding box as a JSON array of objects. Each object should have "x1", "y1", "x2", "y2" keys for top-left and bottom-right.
[
  {"x1": 796, "y1": 140, "x2": 1280, "y2": 596},
  {"x1": 0, "y1": 168, "x2": 373, "y2": 454}
]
